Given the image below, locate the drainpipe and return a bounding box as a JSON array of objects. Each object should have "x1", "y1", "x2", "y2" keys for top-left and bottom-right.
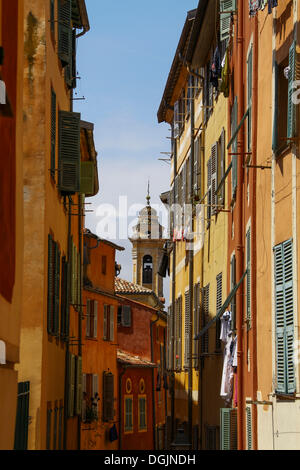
[
  {"x1": 251, "y1": 13, "x2": 259, "y2": 451},
  {"x1": 77, "y1": 194, "x2": 83, "y2": 450},
  {"x1": 150, "y1": 314, "x2": 160, "y2": 450},
  {"x1": 188, "y1": 76, "x2": 195, "y2": 448},
  {"x1": 236, "y1": 0, "x2": 245, "y2": 451}
]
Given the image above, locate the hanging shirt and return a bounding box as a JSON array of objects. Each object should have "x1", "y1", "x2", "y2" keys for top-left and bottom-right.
[
  {"x1": 220, "y1": 336, "x2": 234, "y2": 403},
  {"x1": 220, "y1": 311, "x2": 232, "y2": 343},
  {"x1": 268, "y1": 0, "x2": 278, "y2": 14}
]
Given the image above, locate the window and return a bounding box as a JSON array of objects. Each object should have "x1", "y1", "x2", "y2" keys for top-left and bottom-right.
[
  {"x1": 102, "y1": 255, "x2": 107, "y2": 275},
  {"x1": 231, "y1": 97, "x2": 238, "y2": 199},
  {"x1": 124, "y1": 396, "x2": 133, "y2": 433},
  {"x1": 216, "y1": 273, "x2": 223, "y2": 351},
  {"x1": 86, "y1": 299, "x2": 98, "y2": 338},
  {"x1": 103, "y1": 305, "x2": 114, "y2": 341},
  {"x1": 58, "y1": 111, "x2": 81, "y2": 194},
  {"x1": 193, "y1": 284, "x2": 201, "y2": 369},
  {"x1": 184, "y1": 290, "x2": 191, "y2": 370},
  {"x1": 60, "y1": 256, "x2": 69, "y2": 340},
  {"x1": 174, "y1": 296, "x2": 182, "y2": 370},
  {"x1": 58, "y1": 0, "x2": 72, "y2": 67},
  {"x1": 82, "y1": 374, "x2": 99, "y2": 423},
  {"x1": 50, "y1": 88, "x2": 56, "y2": 180},
  {"x1": 201, "y1": 285, "x2": 209, "y2": 354},
  {"x1": 14, "y1": 382, "x2": 30, "y2": 450},
  {"x1": 220, "y1": 408, "x2": 237, "y2": 450},
  {"x1": 138, "y1": 396, "x2": 147, "y2": 431},
  {"x1": 220, "y1": 0, "x2": 236, "y2": 42},
  {"x1": 118, "y1": 305, "x2": 132, "y2": 327},
  {"x1": 103, "y1": 372, "x2": 115, "y2": 422},
  {"x1": 274, "y1": 239, "x2": 295, "y2": 395},
  {"x1": 143, "y1": 255, "x2": 153, "y2": 284},
  {"x1": 47, "y1": 234, "x2": 60, "y2": 336}
]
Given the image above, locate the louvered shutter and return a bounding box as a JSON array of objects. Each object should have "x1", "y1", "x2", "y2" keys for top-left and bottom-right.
[
  {"x1": 247, "y1": 46, "x2": 253, "y2": 151},
  {"x1": 211, "y1": 144, "x2": 217, "y2": 215},
  {"x1": 54, "y1": 243, "x2": 60, "y2": 336},
  {"x1": 182, "y1": 162, "x2": 187, "y2": 207},
  {"x1": 14, "y1": 382, "x2": 30, "y2": 450},
  {"x1": 246, "y1": 229, "x2": 251, "y2": 329},
  {"x1": 58, "y1": 111, "x2": 81, "y2": 194},
  {"x1": 193, "y1": 284, "x2": 200, "y2": 369},
  {"x1": 68, "y1": 353, "x2": 76, "y2": 417},
  {"x1": 221, "y1": 408, "x2": 237, "y2": 450},
  {"x1": 184, "y1": 290, "x2": 190, "y2": 369},
  {"x1": 47, "y1": 234, "x2": 54, "y2": 334},
  {"x1": 58, "y1": 0, "x2": 72, "y2": 67},
  {"x1": 246, "y1": 406, "x2": 252, "y2": 450},
  {"x1": 187, "y1": 155, "x2": 191, "y2": 203},
  {"x1": 274, "y1": 239, "x2": 295, "y2": 394},
  {"x1": 283, "y1": 240, "x2": 295, "y2": 393},
  {"x1": 109, "y1": 306, "x2": 114, "y2": 341},
  {"x1": 60, "y1": 257, "x2": 68, "y2": 339},
  {"x1": 80, "y1": 161, "x2": 95, "y2": 196},
  {"x1": 167, "y1": 305, "x2": 173, "y2": 370},
  {"x1": 219, "y1": 128, "x2": 225, "y2": 206},
  {"x1": 122, "y1": 305, "x2": 132, "y2": 327},
  {"x1": 231, "y1": 97, "x2": 238, "y2": 198},
  {"x1": 287, "y1": 42, "x2": 296, "y2": 139},
  {"x1": 93, "y1": 301, "x2": 98, "y2": 338},
  {"x1": 86, "y1": 299, "x2": 91, "y2": 337},
  {"x1": 51, "y1": 89, "x2": 56, "y2": 178},
  {"x1": 103, "y1": 305, "x2": 108, "y2": 340},
  {"x1": 76, "y1": 356, "x2": 82, "y2": 416},
  {"x1": 201, "y1": 286, "x2": 209, "y2": 354},
  {"x1": 103, "y1": 372, "x2": 114, "y2": 421},
  {"x1": 220, "y1": 0, "x2": 235, "y2": 42}
]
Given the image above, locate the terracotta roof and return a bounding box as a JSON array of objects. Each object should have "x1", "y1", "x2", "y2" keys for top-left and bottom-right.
[
  {"x1": 115, "y1": 278, "x2": 153, "y2": 295},
  {"x1": 117, "y1": 350, "x2": 156, "y2": 368}
]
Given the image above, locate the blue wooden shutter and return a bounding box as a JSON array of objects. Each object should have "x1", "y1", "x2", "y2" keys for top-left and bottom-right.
[
  {"x1": 283, "y1": 240, "x2": 295, "y2": 393},
  {"x1": 58, "y1": 111, "x2": 81, "y2": 194},
  {"x1": 58, "y1": 0, "x2": 72, "y2": 67},
  {"x1": 287, "y1": 42, "x2": 296, "y2": 139},
  {"x1": 221, "y1": 408, "x2": 237, "y2": 450},
  {"x1": 274, "y1": 243, "x2": 286, "y2": 393}
]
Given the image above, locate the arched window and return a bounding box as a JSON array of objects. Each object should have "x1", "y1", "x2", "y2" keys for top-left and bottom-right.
[{"x1": 143, "y1": 255, "x2": 153, "y2": 284}]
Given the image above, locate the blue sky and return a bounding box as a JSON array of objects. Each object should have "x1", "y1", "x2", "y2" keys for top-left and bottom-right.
[{"x1": 75, "y1": 0, "x2": 197, "y2": 296}]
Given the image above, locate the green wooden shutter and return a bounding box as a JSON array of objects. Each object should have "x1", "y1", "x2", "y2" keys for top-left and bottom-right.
[
  {"x1": 14, "y1": 382, "x2": 30, "y2": 450},
  {"x1": 50, "y1": 89, "x2": 56, "y2": 179},
  {"x1": 76, "y1": 356, "x2": 82, "y2": 416},
  {"x1": 283, "y1": 240, "x2": 295, "y2": 393},
  {"x1": 219, "y1": 128, "x2": 225, "y2": 206},
  {"x1": 80, "y1": 161, "x2": 95, "y2": 196},
  {"x1": 287, "y1": 41, "x2": 296, "y2": 139},
  {"x1": 103, "y1": 372, "x2": 114, "y2": 421},
  {"x1": 246, "y1": 228, "x2": 251, "y2": 329},
  {"x1": 220, "y1": 1, "x2": 236, "y2": 42},
  {"x1": 58, "y1": 111, "x2": 81, "y2": 194},
  {"x1": 47, "y1": 234, "x2": 54, "y2": 335},
  {"x1": 246, "y1": 406, "x2": 252, "y2": 450},
  {"x1": 54, "y1": 243, "x2": 60, "y2": 336},
  {"x1": 58, "y1": 0, "x2": 72, "y2": 67},
  {"x1": 221, "y1": 408, "x2": 237, "y2": 450},
  {"x1": 274, "y1": 239, "x2": 295, "y2": 394}
]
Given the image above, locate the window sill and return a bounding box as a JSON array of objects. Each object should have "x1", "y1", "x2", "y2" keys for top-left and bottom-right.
[
  {"x1": 85, "y1": 337, "x2": 98, "y2": 341},
  {"x1": 275, "y1": 392, "x2": 296, "y2": 402}
]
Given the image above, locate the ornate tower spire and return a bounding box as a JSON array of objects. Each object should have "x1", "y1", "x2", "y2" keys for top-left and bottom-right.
[{"x1": 146, "y1": 180, "x2": 151, "y2": 206}]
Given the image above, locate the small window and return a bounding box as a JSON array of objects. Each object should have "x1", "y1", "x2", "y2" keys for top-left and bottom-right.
[
  {"x1": 124, "y1": 396, "x2": 133, "y2": 433},
  {"x1": 103, "y1": 305, "x2": 114, "y2": 341},
  {"x1": 86, "y1": 299, "x2": 98, "y2": 339},
  {"x1": 138, "y1": 396, "x2": 147, "y2": 431}
]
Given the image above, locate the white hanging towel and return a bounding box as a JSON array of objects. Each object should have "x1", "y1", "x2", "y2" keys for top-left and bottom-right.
[
  {"x1": 0, "y1": 340, "x2": 6, "y2": 365},
  {"x1": 0, "y1": 80, "x2": 6, "y2": 104},
  {"x1": 220, "y1": 336, "x2": 233, "y2": 399}
]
